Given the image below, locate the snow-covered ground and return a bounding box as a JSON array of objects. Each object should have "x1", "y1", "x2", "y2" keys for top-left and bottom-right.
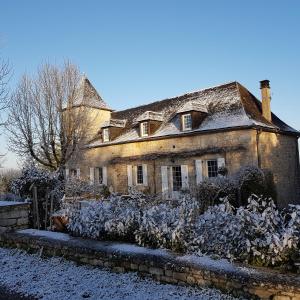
[{"x1": 0, "y1": 247, "x2": 243, "y2": 300}]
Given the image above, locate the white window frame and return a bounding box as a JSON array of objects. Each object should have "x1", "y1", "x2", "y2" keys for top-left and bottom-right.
[
  {"x1": 95, "y1": 167, "x2": 103, "y2": 184},
  {"x1": 182, "y1": 113, "x2": 192, "y2": 131},
  {"x1": 141, "y1": 122, "x2": 149, "y2": 137},
  {"x1": 103, "y1": 128, "x2": 109, "y2": 142},
  {"x1": 70, "y1": 168, "x2": 78, "y2": 178},
  {"x1": 206, "y1": 159, "x2": 218, "y2": 178}
]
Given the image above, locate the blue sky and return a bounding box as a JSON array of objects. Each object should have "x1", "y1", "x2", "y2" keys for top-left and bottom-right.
[{"x1": 0, "y1": 0, "x2": 299, "y2": 168}]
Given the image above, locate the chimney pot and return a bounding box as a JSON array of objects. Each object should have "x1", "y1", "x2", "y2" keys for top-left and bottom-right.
[{"x1": 260, "y1": 80, "x2": 270, "y2": 89}]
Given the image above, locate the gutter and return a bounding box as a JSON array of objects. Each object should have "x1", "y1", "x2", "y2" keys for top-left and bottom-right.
[{"x1": 85, "y1": 125, "x2": 300, "y2": 150}]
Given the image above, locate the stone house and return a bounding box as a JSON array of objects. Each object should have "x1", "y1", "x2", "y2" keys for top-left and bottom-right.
[{"x1": 67, "y1": 79, "x2": 300, "y2": 207}]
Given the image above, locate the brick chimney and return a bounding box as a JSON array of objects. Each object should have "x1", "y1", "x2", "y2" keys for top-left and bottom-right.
[{"x1": 260, "y1": 80, "x2": 271, "y2": 122}]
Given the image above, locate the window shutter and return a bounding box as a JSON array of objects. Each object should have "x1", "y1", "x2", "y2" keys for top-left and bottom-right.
[
  {"x1": 89, "y1": 167, "x2": 94, "y2": 185},
  {"x1": 127, "y1": 165, "x2": 133, "y2": 187},
  {"x1": 76, "y1": 168, "x2": 81, "y2": 179},
  {"x1": 142, "y1": 164, "x2": 148, "y2": 186},
  {"x1": 181, "y1": 165, "x2": 189, "y2": 189},
  {"x1": 217, "y1": 158, "x2": 225, "y2": 168},
  {"x1": 65, "y1": 168, "x2": 69, "y2": 179},
  {"x1": 161, "y1": 166, "x2": 168, "y2": 197},
  {"x1": 102, "y1": 166, "x2": 107, "y2": 185},
  {"x1": 95, "y1": 167, "x2": 100, "y2": 184},
  {"x1": 133, "y1": 166, "x2": 138, "y2": 186},
  {"x1": 195, "y1": 160, "x2": 203, "y2": 184}
]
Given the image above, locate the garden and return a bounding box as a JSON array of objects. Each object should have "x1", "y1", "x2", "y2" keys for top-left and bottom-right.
[{"x1": 4, "y1": 163, "x2": 300, "y2": 272}]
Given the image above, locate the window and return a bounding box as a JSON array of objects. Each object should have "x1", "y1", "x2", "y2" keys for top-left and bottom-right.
[
  {"x1": 70, "y1": 169, "x2": 77, "y2": 178},
  {"x1": 96, "y1": 167, "x2": 103, "y2": 184},
  {"x1": 182, "y1": 113, "x2": 192, "y2": 131},
  {"x1": 137, "y1": 165, "x2": 143, "y2": 184},
  {"x1": 141, "y1": 122, "x2": 149, "y2": 137},
  {"x1": 103, "y1": 128, "x2": 109, "y2": 142},
  {"x1": 172, "y1": 166, "x2": 182, "y2": 191},
  {"x1": 207, "y1": 160, "x2": 218, "y2": 178}
]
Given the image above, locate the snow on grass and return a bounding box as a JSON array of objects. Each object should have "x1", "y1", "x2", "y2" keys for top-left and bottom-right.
[
  {"x1": 0, "y1": 247, "x2": 243, "y2": 300},
  {"x1": 0, "y1": 201, "x2": 25, "y2": 207},
  {"x1": 20, "y1": 229, "x2": 72, "y2": 241}
]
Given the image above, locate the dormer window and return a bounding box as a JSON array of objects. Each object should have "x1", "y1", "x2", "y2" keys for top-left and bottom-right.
[
  {"x1": 182, "y1": 113, "x2": 192, "y2": 131},
  {"x1": 103, "y1": 128, "x2": 109, "y2": 142},
  {"x1": 141, "y1": 122, "x2": 149, "y2": 137}
]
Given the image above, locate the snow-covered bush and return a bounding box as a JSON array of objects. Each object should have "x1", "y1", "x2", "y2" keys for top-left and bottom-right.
[
  {"x1": 11, "y1": 163, "x2": 64, "y2": 206},
  {"x1": 187, "y1": 195, "x2": 300, "y2": 267},
  {"x1": 67, "y1": 190, "x2": 150, "y2": 241},
  {"x1": 65, "y1": 186, "x2": 299, "y2": 269},
  {"x1": 192, "y1": 176, "x2": 237, "y2": 212},
  {"x1": 193, "y1": 165, "x2": 276, "y2": 210},
  {"x1": 11, "y1": 163, "x2": 64, "y2": 228}
]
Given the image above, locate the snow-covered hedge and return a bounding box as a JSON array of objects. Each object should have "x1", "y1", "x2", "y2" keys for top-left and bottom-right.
[
  {"x1": 66, "y1": 192, "x2": 300, "y2": 268},
  {"x1": 188, "y1": 195, "x2": 300, "y2": 266}
]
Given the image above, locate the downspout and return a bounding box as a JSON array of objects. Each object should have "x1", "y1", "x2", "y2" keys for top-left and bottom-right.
[
  {"x1": 256, "y1": 129, "x2": 262, "y2": 168},
  {"x1": 153, "y1": 160, "x2": 157, "y2": 194},
  {"x1": 296, "y1": 138, "x2": 300, "y2": 198}
]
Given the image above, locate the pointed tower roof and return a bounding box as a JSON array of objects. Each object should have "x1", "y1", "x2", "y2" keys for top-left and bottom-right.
[{"x1": 74, "y1": 76, "x2": 112, "y2": 111}]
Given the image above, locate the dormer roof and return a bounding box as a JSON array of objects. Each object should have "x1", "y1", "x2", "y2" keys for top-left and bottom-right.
[
  {"x1": 101, "y1": 118, "x2": 126, "y2": 128},
  {"x1": 176, "y1": 102, "x2": 208, "y2": 114},
  {"x1": 136, "y1": 111, "x2": 164, "y2": 123}
]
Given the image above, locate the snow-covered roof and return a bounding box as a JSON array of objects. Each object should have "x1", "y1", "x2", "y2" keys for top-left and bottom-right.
[
  {"x1": 88, "y1": 81, "x2": 299, "y2": 148},
  {"x1": 73, "y1": 76, "x2": 112, "y2": 111}
]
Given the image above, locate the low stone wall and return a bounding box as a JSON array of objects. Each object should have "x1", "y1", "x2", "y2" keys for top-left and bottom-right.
[
  {"x1": 0, "y1": 201, "x2": 30, "y2": 233},
  {"x1": 1, "y1": 229, "x2": 300, "y2": 300}
]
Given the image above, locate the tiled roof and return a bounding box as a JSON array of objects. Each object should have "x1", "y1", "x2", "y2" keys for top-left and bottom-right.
[
  {"x1": 74, "y1": 76, "x2": 112, "y2": 111},
  {"x1": 88, "y1": 81, "x2": 299, "y2": 147}
]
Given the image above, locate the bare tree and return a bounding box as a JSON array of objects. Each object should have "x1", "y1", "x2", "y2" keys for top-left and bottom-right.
[
  {"x1": 6, "y1": 61, "x2": 94, "y2": 175},
  {"x1": 0, "y1": 57, "x2": 10, "y2": 112}
]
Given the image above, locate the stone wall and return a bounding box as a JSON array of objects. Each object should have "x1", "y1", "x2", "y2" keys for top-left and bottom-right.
[
  {"x1": 0, "y1": 202, "x2": 30, "y2": 233},
  {"x1": 1, "y1": 229, "x2": 300, "y2": 300},
  {"x1": 258, "y1": 132, "x2": 300, "y2": 206},
  {"x1": 76, "y1": 128, "x2": 258, "y2": 194},
  {"x1": 69, "y1": 127, "x2": 300, "y2": 206}
]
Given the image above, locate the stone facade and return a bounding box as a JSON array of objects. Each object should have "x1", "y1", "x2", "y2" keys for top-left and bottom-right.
[
  {"x1": 1, "y1": 229, "x2": 300, "y2": 300},
  {"x1": 66, "y1": 80, "x2": 300, "y2": 207},
  {"x1": 0, "y1": 202, "x2": 30, "y2": 233},
  {"x1": 72, "y1": 128, "x2": 300, "y2": 207}
]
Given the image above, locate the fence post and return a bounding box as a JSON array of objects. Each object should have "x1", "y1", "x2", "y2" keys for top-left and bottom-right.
[
  {"x1": 49, "y1": 194, "x2": 54, "y2": 229},
  {"x1": 44, "y1": 188, "x2": 49, "y2": 230},
  {"x1": 33, "y1": 186, "x2": 40, "y2": 230}
]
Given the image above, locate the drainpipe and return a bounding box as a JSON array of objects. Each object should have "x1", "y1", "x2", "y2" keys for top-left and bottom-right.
[
  {"x1": 256, "y1": 129, "x2": 262, "y2": 168},
  {"x1": 153, "y1": 160, "x2": 157, "y2": 194}
]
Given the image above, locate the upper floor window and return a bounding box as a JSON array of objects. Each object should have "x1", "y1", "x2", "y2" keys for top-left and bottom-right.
[
  {"x1": 141, "y1": 122, "x2": 149, "y2": 137},
  {"x1": 207, "y1": 159, "x2": 218, "y2": 178},
  {"x1": 103, "y1": 128, "x2": 109, "y2": 142},
  {"x1": 182, "y1": 113, "x2": 192, "y2": 131}
]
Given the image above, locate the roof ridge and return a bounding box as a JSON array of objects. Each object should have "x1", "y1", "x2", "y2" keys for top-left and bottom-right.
[{"x1": 113, "y1": 81, "x2": 238, "y2": 114}]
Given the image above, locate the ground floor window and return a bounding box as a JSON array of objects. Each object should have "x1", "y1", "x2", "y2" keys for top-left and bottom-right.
[
  {"x1": 207, "y1": 159, "x2": 218, "y2": 178},
  {"x1": 137, "y1": 165, "x2": 143, "y2": 184},
  {"x1": 95, "y1": 167, "x2": 103, "y2": 184},
  {"x1": 172, "y1": 165, "x2": 182, "y2": 191},
  {"x1": 70, "y1": 169, "x2": 78, "y2": 178}
]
